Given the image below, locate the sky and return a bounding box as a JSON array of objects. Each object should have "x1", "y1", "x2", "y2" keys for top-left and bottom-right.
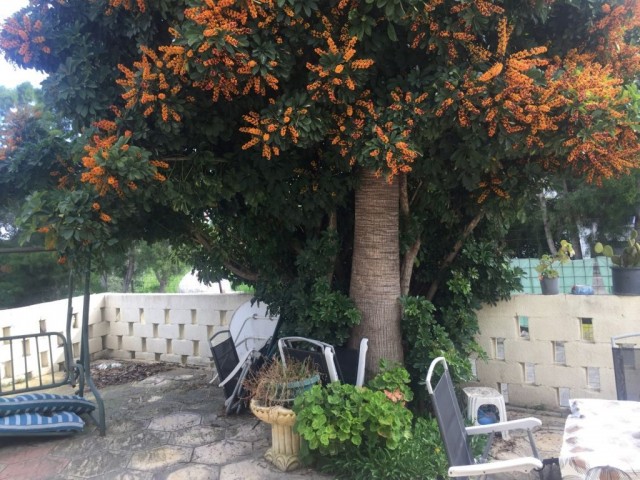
[{"x1": 0, "y1": 0, "x2": 47, "y2": 88}]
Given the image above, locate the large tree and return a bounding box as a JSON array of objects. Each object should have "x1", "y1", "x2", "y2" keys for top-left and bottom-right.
[{"x1": 1, "y1": 0, "x2": 639, "y2": 370}]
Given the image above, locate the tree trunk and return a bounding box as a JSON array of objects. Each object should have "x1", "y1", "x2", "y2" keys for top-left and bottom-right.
[
  {"x1": 123, "y1": 249, "x2": 136, "y2": 293},
  {"x1": 539, "y1": 193, "x2": 557, "y2": 255},
  {"x1": 349, "y1": 170, "x2": 403, "y2": 373}
]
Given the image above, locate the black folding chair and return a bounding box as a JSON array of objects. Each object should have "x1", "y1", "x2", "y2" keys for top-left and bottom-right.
[
  {"x1": 611, "y1": 333, "x2": 640, "y2": 401},
  {"x1": 209, "y1": 301, "x2": 280, "y2": 414},
  {"x1": 426, "y1": 356, "x2": 542, "y2": 479},
  {"x1": 278, "y1": 336, "x2": 368, "y2": 386}
]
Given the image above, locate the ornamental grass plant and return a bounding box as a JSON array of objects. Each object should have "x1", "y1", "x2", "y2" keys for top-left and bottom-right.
[{"x1": 243, "y1": 357, "x2": 320, "y2": 408}]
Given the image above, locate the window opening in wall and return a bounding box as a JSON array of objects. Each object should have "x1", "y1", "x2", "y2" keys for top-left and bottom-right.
[
  {"x1": 558, "y1": 387, "x2": 570, "y2": 407},
  {"x1": 494, "y1": 338, "x2": 505, "y2": 360},
  {"x1": 524, "y1": 362, "x2": 536, "y2": 384},
  {"x1": 554, "y1": 342, "x2": 566, "y2": 364},
  {"x1": 500, "y1": 383, "x2": 509, "y2": 403},
  {"x1": 580, "y1": 318, "x2": 594, "y2": 342},
  {"x1": 587, "y1": 367, "x2": 600, "y2": 390},
  {"x1": 518, "y1": 315, "x2": 529, "y2": 339}
]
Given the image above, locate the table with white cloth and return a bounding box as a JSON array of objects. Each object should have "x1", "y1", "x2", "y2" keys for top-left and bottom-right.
[{"x1": 560, "y1": 398, "x2": 640, "y2": 479}]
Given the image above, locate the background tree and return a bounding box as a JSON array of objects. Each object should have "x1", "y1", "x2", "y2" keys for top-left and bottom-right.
[{"x1": 2, "y1": 0, "x2": 639, "y2": 374}]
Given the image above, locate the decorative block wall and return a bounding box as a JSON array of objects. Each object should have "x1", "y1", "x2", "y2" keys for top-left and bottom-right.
[
  {"x1": 101, "y1": 293, "x2": 251, "y2": 366},
  {"x1": 472, "y1": 294, "x2": 639, "y2": 410},
  {"x1": 0, "y1": 294, "x2": 103, "y2": 387},
  {"x1": 0, "y1": 292, "x2": 252, "y2": 385},
  {"x1": 6, "y1": 290, "x2": 636, "y2": 409}
]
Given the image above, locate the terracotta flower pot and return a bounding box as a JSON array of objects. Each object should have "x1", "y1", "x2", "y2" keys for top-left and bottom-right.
[{"x1": 250, "y1": 399, "x2": 301, "y2": 472}]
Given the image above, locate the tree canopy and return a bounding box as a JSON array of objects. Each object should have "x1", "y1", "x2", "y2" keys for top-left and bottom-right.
[{"x1": 1, "y1": 0, "x2": 639, "y2": 371}]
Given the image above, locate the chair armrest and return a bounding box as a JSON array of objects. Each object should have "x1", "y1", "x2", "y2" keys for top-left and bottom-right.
[
  {"x1": 323, "y1": 347, "x2": 340, "y2": 383},
  {"x1": 466, "y1": 417, "x2": 541, "y2": 435},
  {"x1": 448, "y1": 457, "x2": 543, "y2": 477},
  {"x1": 356, "y1": 338, "x2": 368, "y2": 387},
  {"x1": 219, "y1": 350, "x2": 259, "y2": 387}
]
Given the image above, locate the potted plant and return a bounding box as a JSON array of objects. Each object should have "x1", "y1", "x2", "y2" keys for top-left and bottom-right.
[
  {"x1": 244, "y1": 357, "x2": 320, "y2": 472},
  {"x1": 595, "y1": 229, "x2": 640, "y2": 295},
  {"x1": 535, "y1": 239, "x2": 575, "y2": 295}
]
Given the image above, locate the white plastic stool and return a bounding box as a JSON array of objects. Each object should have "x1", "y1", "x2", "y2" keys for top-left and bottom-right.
[{"x1": 463, "y1": 386, "x2": 509, "y2": 440}]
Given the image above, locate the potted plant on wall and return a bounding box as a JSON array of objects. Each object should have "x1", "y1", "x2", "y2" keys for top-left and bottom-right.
[
  {"x1": 244, "y1": 357, "x2": 320, "y2": 472},
  {"x1": 595, "y1": 229, "x2": 640, "y2": 295},
  {"x1": 535, "y1": 239, "x2": 575, "y2": 295}
]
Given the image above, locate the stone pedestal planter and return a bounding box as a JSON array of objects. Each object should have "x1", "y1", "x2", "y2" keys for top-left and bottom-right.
[{"x1": 250, "y1": 399, "x2": 300, "y2": 472}]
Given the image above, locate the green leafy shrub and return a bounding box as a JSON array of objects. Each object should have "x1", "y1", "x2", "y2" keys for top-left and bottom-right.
[
  {"x1": 293, "y1": 365, "x2": 412, "y2": 456},
  {"x1": 309, "y1": 416, "x2": 449, "y2": 480},
  {"x1": 401, "y1": 296, "x2": 477, "y2": 389},
  {"x1": 366, "y1": 359, "x2": 414, "y2": 404}
]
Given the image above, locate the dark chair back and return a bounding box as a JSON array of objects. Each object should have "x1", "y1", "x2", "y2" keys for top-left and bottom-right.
[
  {"x1": 612, "y1": 334, "x2": 640, "y2": 401},
  {"x1": 280, "y1": 346, "x2": 332, "y2": 384},
  {"x1": 427, "y1": 357, "x2": 474, "y2": 476},
  {"x1": 210, "y1": 332, "x2": 241, "y2": 398}
]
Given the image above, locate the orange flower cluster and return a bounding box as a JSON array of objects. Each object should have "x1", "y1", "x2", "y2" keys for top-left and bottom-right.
[
  {"x1": 443, "y1": 13, "x2": 568, "y2": 146},
  {"x1": 328, "y1": 94, "x2": 376, "y2": 161},
  {"x1": 555, "y1": 51, "x2": 638, "y2": 182},
  {"x1": 0, "y1": 14, "x2": 50, "y2": 64},
  {"x1": 370, "y1": 89, "x2": 428, "y2": 180},
  {"x1": 477, "y1": 177, "x2": 509, "y2": 204},
  {"x1": 564, "y1": 127, "x2": 639, "y2": 184},
  {"x1": 0, "y1": 106, "x2": 38, "y2": 161},
  {"x1": 306, "y1": 28, "x2": 374, "y2": 104},
  {"x1": 80, "y1": 133, "x2": 118, "y2": 196},
  {"x1": 239, "y1": 107, "x2": 307, "y2": 160},
  {"x1": 106, "y1": 0, "x2": 146, "y2": 15},
  {"x1": 180, "y1": 0, "x2": 281, "y2": 101},
  {"x1": 117, "y1": 46, "x2": 182, "y2": 122},
  {"x1": 590, "y1": 0, "x2": 640, "y2": 79}
]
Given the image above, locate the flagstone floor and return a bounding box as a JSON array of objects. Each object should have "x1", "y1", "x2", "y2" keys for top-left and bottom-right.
[{"x1": 0, "y1": 363, "x2": 564, "y2": 480}]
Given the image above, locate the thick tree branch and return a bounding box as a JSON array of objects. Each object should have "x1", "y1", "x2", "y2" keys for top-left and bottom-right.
[
  {"x1": 191, "y1": 227, "x2": 259, "y2": 282},
  {"x1": 223, "y1": 260, "x2": 259, "y2": 282},
  {"x1": 400, "y1": 173, "x2": 410, "y2": 215},
  {"x1": 326, "y1": 210, "x2": 337, "y2": 284},
  {"x1": 426, "y1": 209, "x2": 486, "y2": 301},
  {"x1": 539, "y1": 192, "x2": 557, "y2": 255},
  {"x1": 0, "y1": 247, "x2": 54, "y2": 255},
  {"x1": 400, "y1": 239, "x2": 421, "y2": 296},
  {"x1": 399, "y1": 174, "x2": 421, "y2": 296}
]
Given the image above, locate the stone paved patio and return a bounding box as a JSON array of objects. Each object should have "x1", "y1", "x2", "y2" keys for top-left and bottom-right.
[{"x1": 0, "y1": 364, "x2": 563, "y2": 479}]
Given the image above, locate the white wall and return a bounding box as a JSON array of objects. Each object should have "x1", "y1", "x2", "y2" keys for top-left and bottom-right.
[
  {"x1": 0, "y1": 293, "x2": 252, "y2": 386},
  {"x1": 102, "y1": 293, "x2": 251, "y2": 366},
  {"x1": 5, "y1": 292, "x2": 636, "y2": 411},
  {"x1": 472, "y1": 294, "x2": 639, "y2": 410}
]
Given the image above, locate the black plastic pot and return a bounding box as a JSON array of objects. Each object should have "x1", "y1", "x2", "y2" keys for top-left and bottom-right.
[
  {"x1": 540, "y1": 277, "x2": 559, "y2": 295},
  {"x1": 611, "y1": 266, "x2": 640, "y2": 295}
]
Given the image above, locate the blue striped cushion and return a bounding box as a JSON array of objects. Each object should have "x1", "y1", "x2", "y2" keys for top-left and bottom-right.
[
  {"x1": 0, "y1": 411, "x2": 84, "y2": 433},
  {"x1": 0, "y1": 393, "x2": 95, "y2": 417}
]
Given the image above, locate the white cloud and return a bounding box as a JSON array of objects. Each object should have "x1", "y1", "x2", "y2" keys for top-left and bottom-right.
[{"x1": 0, "y1": 0, "x2": 47, "y2": 89}]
